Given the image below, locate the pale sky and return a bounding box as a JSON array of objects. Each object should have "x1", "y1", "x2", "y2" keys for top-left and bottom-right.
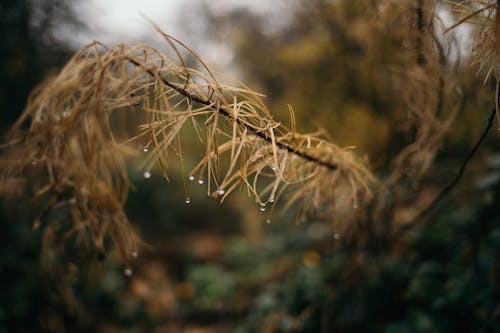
[
  {"x1": 70, "y1": 0, "x2": 184, "y2": 46},
  {"x1": 59, "y1": 0, "x2": 286, "y2": 71},
  {"x1": 71, "y1": 0, "x2": 279, "y2": 43}
]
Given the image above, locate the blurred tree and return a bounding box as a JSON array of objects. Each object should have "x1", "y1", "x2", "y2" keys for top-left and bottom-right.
[
  {"x1": 206, "y1": 1, "x2": 402, "y2": 159},
  {"x1": 0, "y1": 0, "x2": 78, "y2": 134},
  {"x1": 195, "y1": 0, "x2": 500, "y2": 331},
  {"x1": 0, "y1": 1, "x2": 81, "y2": 332},
  {"x1": 205, "y1": 0, "x2": 498, "y2": 162}
]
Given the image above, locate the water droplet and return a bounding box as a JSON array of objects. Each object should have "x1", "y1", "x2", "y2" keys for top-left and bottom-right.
[
  {"x1": 269, "y1": 198, "x2": 274, "y2": 203},
  {"x1": 143, "y1": 171, "x2": 151, "y2": 179},
  {"x1": 197, "y1": 179, "x2": 204, "y2": 185},
  {"x1": 123, "y1": 267, "x2": 133, "y2": 277},
  {"x1": 271, "y1": 166, "x2": 277, "y2": 171},
  {"x1": 131, "y1": 251, "x2": 138, "y2": 258},
  {"x1": 143, "y1": 146, "x2": 149, "y2": 152},
  {"x1": 260, "y1": 206, "x2": 266, "y2": 212},
  {"x1": 188, "y1": 175, "x2": 195, "y2": 181},
  {"x1": 266, "y1": 218, "x2": 271, "y2": 224},
  {"x1": 185, "y1": 197, "x2": 191, "y2": 204},
  {"x1": 218, "y1": 189, "x2": 225, "y2": 195}
]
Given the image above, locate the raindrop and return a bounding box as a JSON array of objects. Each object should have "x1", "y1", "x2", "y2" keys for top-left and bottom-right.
[
  {"x1": 197, "y1": 179, "x2": 204, "y2": 185},
  {"x1": 143, "y1": 171, "x2": 151, "y2": 179},
  {"x1": 185, "y1": 197, "x2": 191, "y2": 204},
  {"x1": 269, "y1": 198, "x2": 275, "y2": 203},
  {"x1": 131, "y1": 251, "x2": 138, "y2": 258},
  {"x1": 266, "y1": 218, "x2": 271, "y2": 224},
  {"x1": 143, "y1": 146, "x2": 149, "y2": 152},
  {"x1": 260, "y1": 206, "x2": 266, "y2": 212},
  {"x1": 271, "y1": 166, "x2": 277, "y2": 171},
  {"x1": 188, "y1": 175, "x2": 195, "y2": 181},
  {"x1": 218, "y1": 189, "x2": 225, "y2": 195},
  {"x1": 123, "y1": 267, "x2": 133, "y2": 277}
]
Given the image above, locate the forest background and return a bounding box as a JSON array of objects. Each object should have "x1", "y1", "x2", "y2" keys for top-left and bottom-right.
[{"x1": 1, "y1": 0, "x2": 499, "y2": 332}]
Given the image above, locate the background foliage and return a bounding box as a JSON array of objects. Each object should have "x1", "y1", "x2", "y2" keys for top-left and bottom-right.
[{"x1": 1, "y1": 0, "x2": 500, "y2": 332}]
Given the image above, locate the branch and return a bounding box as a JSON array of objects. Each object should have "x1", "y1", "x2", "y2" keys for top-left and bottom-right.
[
  {"x1": 126, "y1": 58, "x2": 339, "y2": 171},
  {"x1": 416, "y1": 0, "x2": 426, "y2": 66},
  {"x1": 411, "y1": 107, "x2": 495, "y2": 224},
  {"x1": 0, "y1": 42, "x2": 374, "y2": 264}
]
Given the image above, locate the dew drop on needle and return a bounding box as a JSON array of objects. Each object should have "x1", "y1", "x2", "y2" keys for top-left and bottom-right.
[
  {"x1": 188, "y1": 175, "x2": 195, "y2": 181},
  {"x1": 198, "y1": 179, "x2": 204, "y2": 185},
  {"x1": 143, "y1": 171, "x2": 151, "y2": 179},
  {"x1": 185, "y1": 197, "x2": 191, "y2": 204},
  {"x1": 123, "y1": 267, "x2": 133, "y2": 277},
  {"x1": 260, "y1": 206, "x2": 266, "y2": 212}
]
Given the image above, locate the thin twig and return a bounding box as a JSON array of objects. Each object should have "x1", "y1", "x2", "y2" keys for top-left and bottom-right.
[
  {"x1": 127, "y1": 58, "x2": 339, "y2": 171},
  {"x1": 416, "y1": 0, "x2": 426, "y2": 66},
  {"x1": 410, "y1": 107, "x2": 496, "y2": 224}
]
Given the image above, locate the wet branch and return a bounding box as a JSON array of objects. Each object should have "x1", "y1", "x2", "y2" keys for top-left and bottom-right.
[
  {"x1": 411, "y1": 108, "x2": 495, "y2": 223},
  {"x1": 127, "y1": 58, "x2": 339, "y2": 171}
]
